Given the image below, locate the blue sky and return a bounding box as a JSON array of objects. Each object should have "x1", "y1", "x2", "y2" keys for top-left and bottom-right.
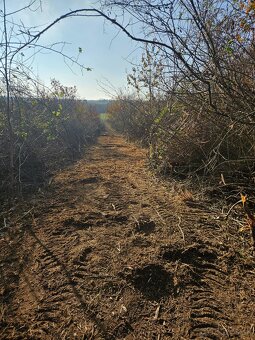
[{"x1": 4, "y1": 0, "x2": 141, "y2": 99}]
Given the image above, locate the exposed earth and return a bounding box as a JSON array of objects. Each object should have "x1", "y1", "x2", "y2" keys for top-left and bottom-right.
[{"x1": 0, "y1": 134, "x2": 255, "y2": 339}]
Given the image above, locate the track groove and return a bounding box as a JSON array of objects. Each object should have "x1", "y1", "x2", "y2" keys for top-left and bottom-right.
[{"x1": 1, "y1": 134, "x2": 254, "y2": 339}]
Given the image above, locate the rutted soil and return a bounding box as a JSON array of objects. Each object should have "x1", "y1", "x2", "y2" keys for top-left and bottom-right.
[{"x1": 0, "y1": 134, "x2": 255, "y2": 339}]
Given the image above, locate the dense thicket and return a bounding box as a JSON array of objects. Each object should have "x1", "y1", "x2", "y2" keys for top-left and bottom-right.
[
  {"x1": 0, "y1": 80, "x2": 101, "y2": 195},
  {"x1": 105, "y1": 0, "x2": 255, "y2": 182}
]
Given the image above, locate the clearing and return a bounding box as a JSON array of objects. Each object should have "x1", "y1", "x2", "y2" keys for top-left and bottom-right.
[{"x1": 0, "y1": 134, "x2": 255, "y2": 339}]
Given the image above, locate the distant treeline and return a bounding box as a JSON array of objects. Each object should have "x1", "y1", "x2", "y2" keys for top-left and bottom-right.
[{"x1": 86, "y1": 100, "x2": 112, "y2": 114}]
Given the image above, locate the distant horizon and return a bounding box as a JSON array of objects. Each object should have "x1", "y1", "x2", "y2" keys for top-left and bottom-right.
[{"x1": 86, "y1": 98, "x2": 113, "y2": 102}]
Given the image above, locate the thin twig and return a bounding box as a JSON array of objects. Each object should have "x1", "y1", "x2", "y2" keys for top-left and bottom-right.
[
  {"x1": 0, "y1": 218, "x2": 8, "y2": 232},
  {"x1": 177, "y1": 216, "x2": 185, "y2": 243},
  {"x1": 155, "y1": 209, "x2": 167, "y2": 226},
  {"x1": 225, "y1": 200, "x2": 242, "y2": 219},
  {"x1": 220, "y1": 323, "x2": 230, "y2": 338},
  {"x1": 153, "y1": 305, "x2": 161, "y2": 320},
  {"x1": 8, "y1": 207, "x2": 35, "y2": 228}
]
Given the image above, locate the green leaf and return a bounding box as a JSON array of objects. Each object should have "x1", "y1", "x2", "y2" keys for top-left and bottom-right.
[
  {"x1": 20, "y1": 132, "x2": 28, "y2": 140},
  {"x1": 52, "y1": 110, "x2": 61, "y2": 117},
  {"x1": 225, "y1": 45, "x2": 233, "y2": 54}
]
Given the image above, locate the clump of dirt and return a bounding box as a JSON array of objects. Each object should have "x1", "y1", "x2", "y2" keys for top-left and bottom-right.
[
  {"x1": 161, "y1": 243, "x2": 218, "y2": 265},
  {"x1": 134, "y1": 215, "x2": 156, "y2": 234},
  {"x1": 73, "y1": 246, "x2": 93, "y2": 264},
  {"x1": 79, "y1": 176, "x2": 100, "y2": 184},
  {"x1": 126, "y1": 264, "x2": 173, "y2": 300}
]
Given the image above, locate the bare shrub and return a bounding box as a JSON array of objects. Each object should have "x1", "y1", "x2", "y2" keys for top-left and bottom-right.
[
  {"x1": 0, "y1": 81, "x2": 101, "y2": 195},
  {"x1": 104, "y1": 1, "x2": 255, "y2": 182}
]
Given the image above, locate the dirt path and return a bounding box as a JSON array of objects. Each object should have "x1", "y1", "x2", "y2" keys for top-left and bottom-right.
[{"x1": 1, "y1": 134, "x2": 255, "y2": 339}]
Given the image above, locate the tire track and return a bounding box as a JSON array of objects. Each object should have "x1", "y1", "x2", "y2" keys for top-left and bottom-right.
[
  {"x1": 2, "y1": 134, "x2": 254, "y2": 339},
  {"x1": 161, "y1": 239, "x2": 231, "y2": 339}
]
